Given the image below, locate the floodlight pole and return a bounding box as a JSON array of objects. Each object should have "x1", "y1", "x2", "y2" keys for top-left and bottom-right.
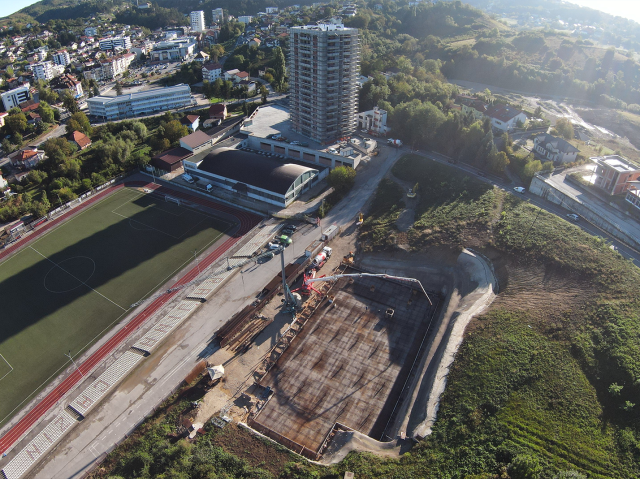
[{"x1": 64, "y1": 350, "x2": 84, "y2": 377}]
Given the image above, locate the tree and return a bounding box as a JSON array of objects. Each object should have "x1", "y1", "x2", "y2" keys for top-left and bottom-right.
[
  {"x1": 523, "y1": 159, "x2": 543, "y2": 183},
  {"x1": 509, "y1": 454, "x2": 542, "y2": 479},
  {"x1": 209, "y1": 44, "x2": 224, "y2": 62},
  {"x1": 27, "y1": 170, "x2": 47, "y2": 185},
  {"x1": 162, "y1": 120, "x2": 188, "y2": 144},
  {"x1": 62, "y1": 93, "x2": 80, "y2": 114},
  {"x1": 260, "y1": 85, "x2": 268, "y2": 104},
  {"x1": 70, "y1": 112, "x2": 92, "y2": 135},
  {"x1": 327, "y1": 166, "x2": 356, "y2": 194},
  {"x1": 115, "y1": 82, "x2": 123, "y2": 96},
  {"x1": 6, "y1": 113, "x2": 27, "y2": 134},
  {"x1": 272, "y1": 47, "x2": 286, "y2": 91},
  {"x1": 92, "y1": 85, "x2": 100, "y2": 97},
  {"x1": 38, "y1": 101, "x2": 55, "y2": 124},
  {"x1": 555, "y1": 118, "x2": 574, "y2": 140}
]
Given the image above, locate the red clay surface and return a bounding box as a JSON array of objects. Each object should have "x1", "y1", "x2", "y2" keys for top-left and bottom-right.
[{"x1": 0, "y1": 181, "x2": 261, "y2": 454}]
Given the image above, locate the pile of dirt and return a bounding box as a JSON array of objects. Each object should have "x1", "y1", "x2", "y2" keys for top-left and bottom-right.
[{"x1": 575, "y1": 108, "x2": 640, "y2": 156}]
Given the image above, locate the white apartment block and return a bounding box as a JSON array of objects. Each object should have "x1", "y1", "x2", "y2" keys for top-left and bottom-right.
[
  {"x1": 87, "y1": 84, "x2": 193, "y2": 121},
  {"x1": 190, "y1": 11, "x2": 205, "y2": 32},
  {"x1": 238, "y1": 16, "x2": 253, "y2": 24},
  {"x1": 358, "y1": 106, "x2": 389, "y2": 135},
  {"x1": 1, "y1": 85, "x2": 30, "y2": 111},
  {"x1": 212, "y1": 8, "x2": 224, "y2": 23},
  {"x1": 99, "y1": 36, "x2": 132, "y2": 51},
  {"x1": 100, "y1": 53, "x2": 135, "y2": 79},
  {"x1": 52, "y1": 50, "x2": 71, "y2": 66},
  {"x1": 31, "y1": 61, "x2": 55, "y2": 81},
  {"x1": 265, "y1": 7, "x2": 278, "y2": 14},
  {"x1": 202, "y1": 62, "x2": 223, "y2": 82},
  {"x1": 84, "y1": 27, "x2": 98, "y2": 37}
]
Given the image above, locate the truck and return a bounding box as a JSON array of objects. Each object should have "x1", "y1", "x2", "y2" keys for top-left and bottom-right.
[
  {"x1": 387, "y1": 138, "x2": 403, "y2": 147},
  {"x1": 311, "y1": 246, "x2": 332, "y2": 269},
  {"x1": 305, "y1": 239, "x2": 324, "y2": 258}
]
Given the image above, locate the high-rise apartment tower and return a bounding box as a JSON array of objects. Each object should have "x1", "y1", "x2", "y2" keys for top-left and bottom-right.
[
  {"x1": 289, "y1": 24, "x2": 360, "y2": 144},
  {"x1": 190, "y1": 11, "x2": 205, "y2": 32}
]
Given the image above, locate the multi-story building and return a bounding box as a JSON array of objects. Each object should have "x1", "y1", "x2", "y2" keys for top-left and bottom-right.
[
  {"x1": 190, "y1": 11, "x2": 205, "y2": 32},
  {"x1": 51, "y1": 74, "x2": 83, "y2": 98},
  {"x1": 202, "y1": 62, "x2": 223, "y2": 82},
  {"x1": 1, "y1": 85, "x2": 30, "y2": 111},
  {"x1": 358, "y1": 106, "x2": 389, "y2": 135},
  {"x1": 212, "y1": 8, "x2": 224, "y2": 23},
  {"x1": 591, "y1": 155, "x2": 640, "y2": 195},
  {"x1": 85, "y1": 53, "x2": 135, "y2": 81},
  {"x1": 31, "y1": 61, "x2": 55, "y2": 81},
  {"x1": 265, "y1": 7, "x2": 278, "y2": 14},
  {"x1": 52, "y1": 50, "x2": 71, "y2": 66},
  {"x1": 99, "y1": 36, "x2": 132, "y2": 51},
  {"x1": 87, "y1": 84, "x2": 193, "y2": 121},
  {"x1": 238, "y1": 15, "x2": 253, "y2": 24},
  {"x1": 84, "y1": 26, "x2": 98, "y2": 37},
  {"x1": 289, "y1": 24, "x2": 360, "y2": 144},
  {"x1": 150, "y1": 37, "x2": 196, "y2": 61}
]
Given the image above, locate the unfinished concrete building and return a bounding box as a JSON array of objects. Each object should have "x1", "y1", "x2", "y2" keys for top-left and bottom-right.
[
  {"x1": 249, "y1": 268, "x2": 439, "y2": 459},
  {"x1": 289, "y1": 24, "x2": 360, "y2": 144}
]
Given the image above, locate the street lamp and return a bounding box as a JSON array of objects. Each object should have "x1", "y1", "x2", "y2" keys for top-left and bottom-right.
[{"x1": 64, "y1": 350, "x2": 84, "y2": 377}]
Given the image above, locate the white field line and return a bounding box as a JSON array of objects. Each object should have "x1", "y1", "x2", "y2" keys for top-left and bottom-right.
[{"x1": 0, "y1": 353, "x2": 14, "y2": 382}]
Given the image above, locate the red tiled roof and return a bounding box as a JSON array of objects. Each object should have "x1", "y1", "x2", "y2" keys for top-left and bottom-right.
[
  {"x1": 16, "y1": 149, "x2": 38, "y2": 161},
  {"x1": 237, "y1": 71, "x2": 249, "y2": 78},
  {"x1": 485, "y1": 104, "x2": 524, "y2": 123},
  {"x1": 209, "y1": 103, "x2": 227, "y2": 114},
  {"x1": 180, "y1": 130, "x2": 211, "y2": 149},
  {"x1": 202, "y1": 62, "x2": 223, "y2": 71},
  {"x1": 181, "y1": 114, "x2": 200, "y2": 125},
  {"x1": 69, "y1": 130, "x2": 92, "y2": 149}
]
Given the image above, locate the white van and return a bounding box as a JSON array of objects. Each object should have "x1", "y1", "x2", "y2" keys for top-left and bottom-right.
[{"x1": 183, "y1": 174, "x2": 195, "y2": 184}]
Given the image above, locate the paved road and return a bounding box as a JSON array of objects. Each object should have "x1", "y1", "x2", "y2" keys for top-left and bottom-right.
[{"x1": 409, "y1": 148, "x2": 640, "y2": 267}]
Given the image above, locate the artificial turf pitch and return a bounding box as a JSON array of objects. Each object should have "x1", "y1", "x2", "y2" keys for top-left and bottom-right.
[{"x1": 0, "y1": 187, "x2": 233, "y2": 425}]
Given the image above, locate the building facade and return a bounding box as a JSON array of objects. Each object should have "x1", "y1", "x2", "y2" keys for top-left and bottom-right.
[
  {"x1": 99, "y1": 36, "x2": 132, "y2": 51},
  {"x1": 150, "y1": 38, "x2": 196, "y2": 61},
  {"x1": 591, "y1": 155, "x2": 640, "y2": 195},
  {"x1": 212, "y1": 8, "x2": 224, "y2": 23},
  {"x1": 2, "y1": 85, "x2": 30, "y2": 111},
  {"x1": 202, "y1": 62, "x2": 223, "y2": 82},
  {"x1": 533, "y1": 133, "x2": 579, "y2": 164},
  {"x1": 238, "y1": 15, "x2": 253, "y2": 24},
  {"x1": 289, "y1": 24, "x2": 360, "y2": 144},
  {"x1": 31, "y1": 61, "x2": 55, "y2": 81},
  {"x1": 51, "y1": 74, "x2": 83, "y2": 98},
  {"x1": 358, "y1": 106, "x2": 389, "y2": 135},
  {"x1": 52, "y1": 50, "x2": 71, "y2": 66},
  {"x1": 84, "y1": 27, "x2": 98, "y2": 37},
  {"x1": 190, "y1": 11, "x2": 205, "y2": 32},
  {"x1": 87, "y1": 84, "x2": 193, "y2": 121}
]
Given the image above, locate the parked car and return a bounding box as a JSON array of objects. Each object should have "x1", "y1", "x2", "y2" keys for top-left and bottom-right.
[
  {"x1": 267, "y1": 242, "x2": 281, "y2": 250},
  {"x1": 277, "y1": 235, "x2": 292, "y2": 246},
  {"x1": 283, "y1": 224, "x2": 297, "y2": 231},
  {"x1": 566, "y1": 213, "x2": 579, "y2": 221},
  {"x1": 514, "y1": 187, "x2": 526, "y2": 193}
]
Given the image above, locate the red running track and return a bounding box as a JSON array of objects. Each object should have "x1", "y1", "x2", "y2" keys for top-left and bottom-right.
[{"x1": 0, "y1": 181, "x2": 261, "y2": 454}]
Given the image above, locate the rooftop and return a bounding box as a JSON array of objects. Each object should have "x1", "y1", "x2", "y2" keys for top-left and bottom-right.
[
  {"x1": 86, "y1": 84, "x2": 190, "y2": 106},
  {"x1": 195, "y1": 147, "x2": 318, "y2": 194},
  {"x1": 180, "y1": 130, "x2": 211, "y2": 149},
  {"x1": 592, "y1": 155, "x2": 640, "y2": 173}
]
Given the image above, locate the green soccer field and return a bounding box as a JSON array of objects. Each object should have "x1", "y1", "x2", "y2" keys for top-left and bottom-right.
[{"x1": 0, "y1": 187, "x2": 234, "y2": 425}]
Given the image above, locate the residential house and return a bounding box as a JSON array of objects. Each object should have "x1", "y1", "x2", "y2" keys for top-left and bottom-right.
[
  {"x1": 180, "y1": 114, "x2": 200, "y2": 131},
  {"x1": 194, "y1": 51, "x2": 210, "y2": 63},
  {"x1": 68, "y1": 130, "x2": 92, "y2": 150},
  {"x1": 591, "y1": 155, "x2": 640, "y2": 195},
  {"x1": 456, "y1": 95, "x2": 488, "y2": 121},
  {"x1": 249, "y1": 38, "x2": 261, "y2": 48},
  {"x1": 9, "y1": 147, "x2": 45, "y2": 169},
  {"x1": 202, "y1": 62, "x2": 223, "y2": 83},
  {"x1": 0, "y1": 112, "x2": 7, "y2": 128},
  {"x1": 0, "y1": 174, "x2": 7, "y2": 190},
  {"x1": 485, "y1": 104, "x2": 527, "y2": 131},
  {"x1": 238, "y1": 80, "x2": 256, "y2": 92},
  {"x1": 26, "y1": 111, "x2": 41, "y2": 124},
  {"x1": 533, "y1": 133, "x2": 579, "y2": 164},
  {"x1": 224, "y1": 69, "x2": 249, "y2": 83},
  {"x1": 151, "y1": 147, "x2": 192, "y2": 172},
  {"x1": 209, "y1": 103, "x2": 227, "y2": 121}
]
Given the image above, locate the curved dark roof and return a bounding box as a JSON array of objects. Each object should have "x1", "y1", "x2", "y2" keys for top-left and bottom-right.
[{"x1": 197, "y1": 148, "x2": 318, "y2": 195}]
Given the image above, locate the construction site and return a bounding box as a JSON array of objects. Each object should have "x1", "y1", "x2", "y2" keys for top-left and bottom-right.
[{"x1": 247, "y1": 265, "x2": 439, "y2": 459}]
